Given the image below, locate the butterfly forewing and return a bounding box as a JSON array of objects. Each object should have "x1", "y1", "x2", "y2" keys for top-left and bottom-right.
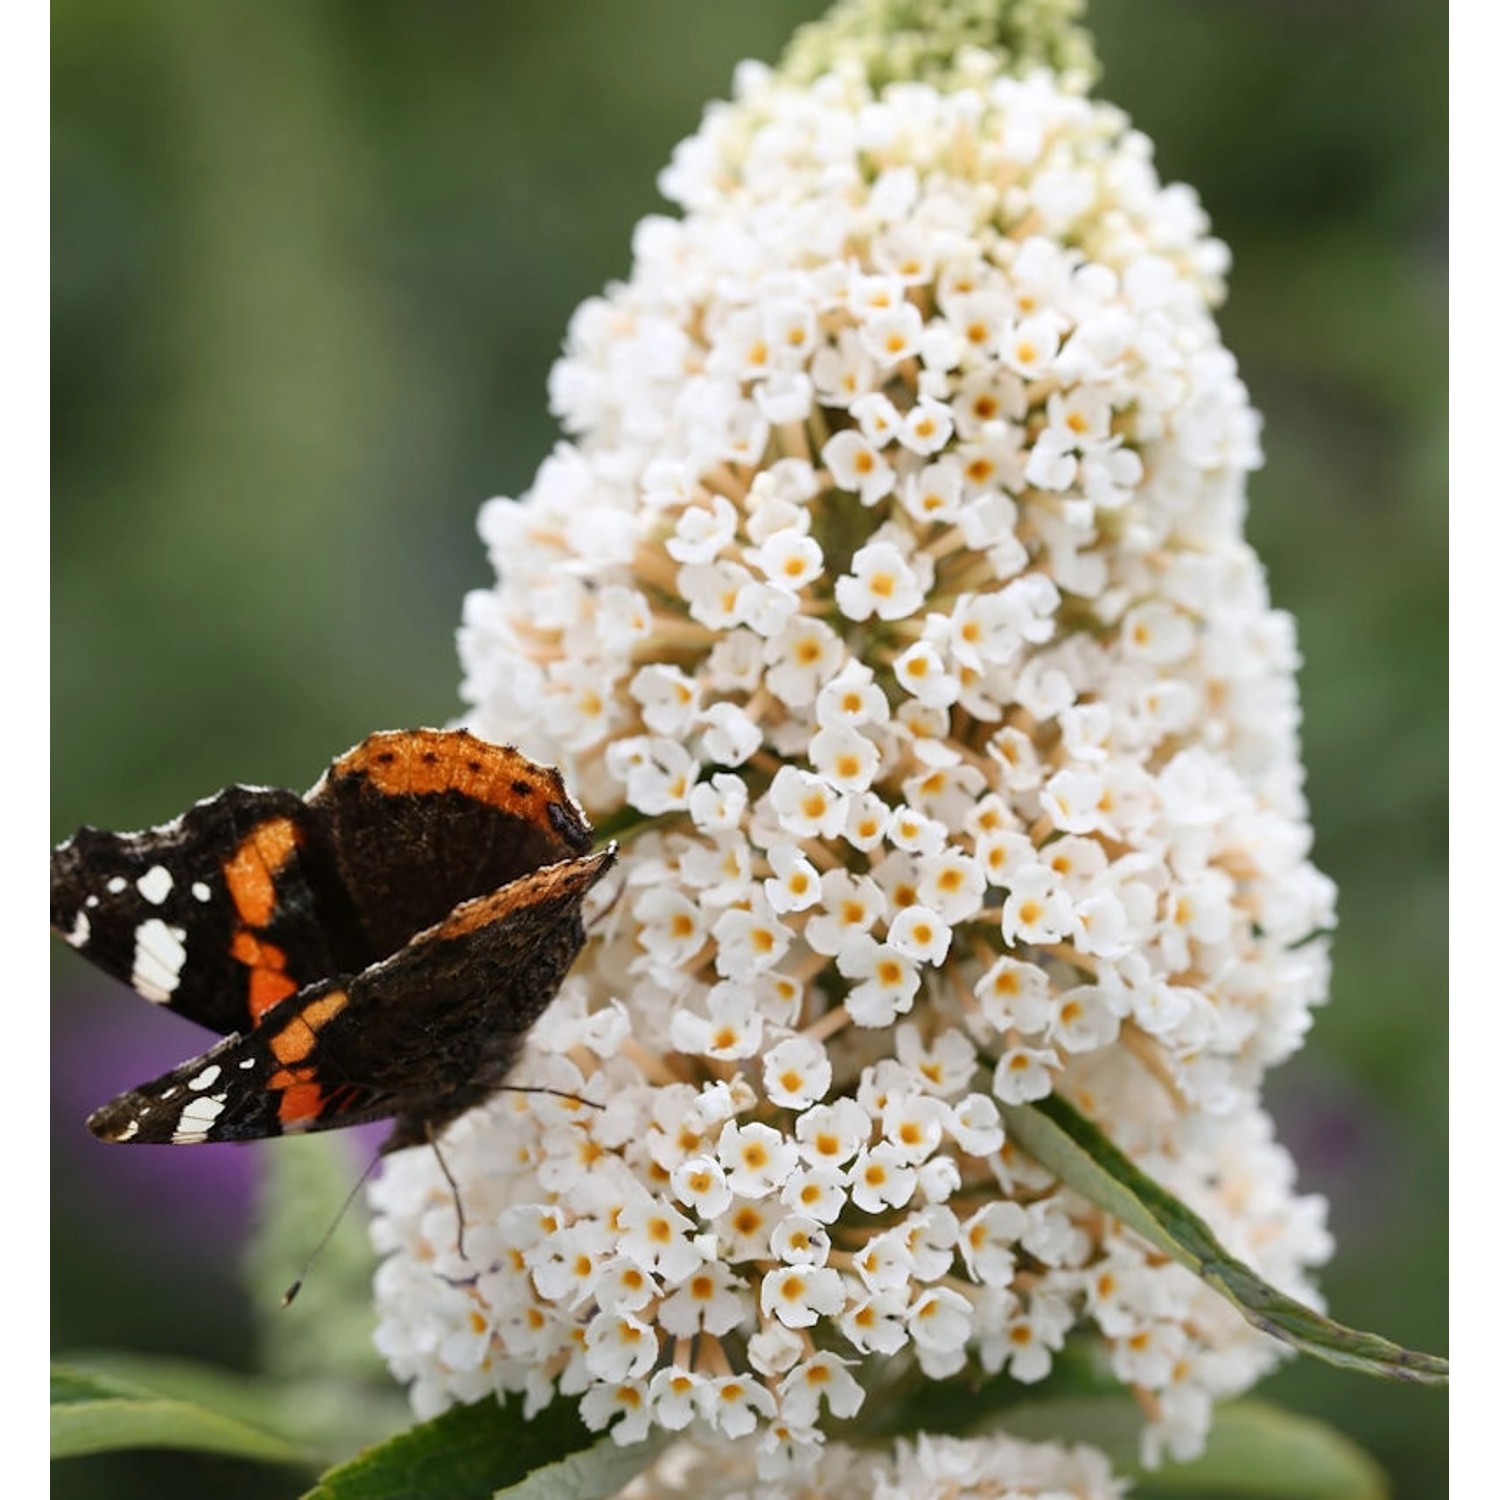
[{"x1": 51, "y1": 788, "x2": 348, "y2": 1036}]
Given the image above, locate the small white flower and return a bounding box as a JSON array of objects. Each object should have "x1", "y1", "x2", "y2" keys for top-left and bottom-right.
[
  {"x1": 635, "y1": 887, "x2": 708, "y2": 968},
  {"x1": 670, "y1": 1156, "x2": 734, "y2": 1219},
  {"x1": 579, "y1": 1379, "x2": 651, "y2": 1442},
  {"x1": 647, "y1": 1367, "x2": 703, "y2": 1430},
  {"x1": 842, "y1": 790, "x2": 893, "y2": 850},
  {"x1": 765, "y1": 617, "x2": 844, "y2": 703},
  {"x1": 761, "y1": 1264, "x2": 847, "y2": 1328},
  {"x1": 618, "y1": 1197, "x2": 705, "y2": 1282},
  {"x1": 836, "y1": 540, "x2": 926, "y2": 622},
  {"x1": 886, "y1": 906, "x2": 953, "y2": 966},
  {"x1": 665, "y1": 494, "x2": 738, "y2": 564},
  {"x1": 1001, "y1": 867, "x2": 1074, "y2": 945},
  {"x1": 823, "y1": 428, "x2": 896, "y2": 506},
  {"x1": 670, "y1": 983, "x2": 765, "y2": 1060},
  {"x1": 770, "y1": 1213, "x2": 834, "y2": 1264},
  {"x1": 696, "y1": 1374, "x2": 777, "y2": 1438},
  {"x1": 687, "y1": 770, "x2": 749, "y2": 829},
  {"x1": 916, "y1": 850, "x2": 987, "y2": 924},
  {"x1": 908, "y1": 1284, "x2": 974, "y2": 1353},
  {"x1": 837, "y1": 936, "x2": 921, "y2": 1026},
  {"x1": 859, "y1": 301, "x2": 925, "y2": 370},
  {"x1": 631, "y1": 663, "x2": 701, "y2": 735},
  {"x1": 779, "y1": 1352, "x2": 866, "y2": 1425},
  {"x1": 1041, "y1": 767, "x2": 1111, "y2": 834},
  {"x1": 899, "y1": 396, "x2": 956, "y2": 455},
  {"x1": 879, "y1": 1092, "x2": 948, "y2": 1165},
  {"x1": 762, "y1": 1036, "x2": 833, "y2": 1108},
  {"x1": 849, "y1": 1143, "x2": 919, "y2": 1212},
  {"x1": 993, "y1": 1047, "x2": 1060, "y2": 1105},
  {"x1": 805, "y1": 872, "x2": 887, "y2": 955},
  {"x1": 972, "y1": 954, "x2": 1056, "y2": 1038},
  {"x1": 698, "y1": 704, "x2": 762, "y2": 766},
  {"x1": 712, "y1": 895, "x2": 790, "y2": 980},
  {"x1": 583, "y1": 1310, "x2": 659, "y2": 1382},
  {"x1": 808, "y1": 724, "x2": 882, "y2": 792},
  {"x1": 747, "y1": 527, "x2": 825, "y2": 593},
  {"x1": 958, "y1": 1202, "x2": 1026, "y2": 1286},
  {"x1": 767, "y1": 765, "x2": 846, "y2": 840},
  {"x1": 950, "y1": 1094, "x2": 1006, "y2": 1157},
  {"x1": 841, "y1": 1287, "x2": 911, "y2": 1355},
  {"x1": 795, "y1": 1098, "x2": 874, "y2": 1170},
  {"x1": 718, "y1": 1120, "x2": 799, "y2": 1199},
  {"x1": 657, "y1": 1261, "x2": 751, "y2": 1338},
  {"x1": 893, "y1": 639, "x2": 960, "y2": 707},
  {"x1": 851, "y1": 1227, "x2": 917, "y2": 1293}
]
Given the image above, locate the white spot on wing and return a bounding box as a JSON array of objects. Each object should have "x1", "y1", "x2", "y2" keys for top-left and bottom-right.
[
  {"x1": 115, "y1": 1120, "x2": 139, "y2": 1142},
  {"x1": 66, "y1": 911, "x2": 91, "y2": 947},
  {"x1": 137, "y1": 865, "x2": 174, "y2": 904},
  {"x1": 106, "y1": 876, "x2": 128, "y2": 894},
  {"x1": 172, "y1": 1094, "x2": 226, "y2": 1142},
  {"x1": 192, "y1": 881, "x2": 212, "y2": 902},
  {"x1": 85, "y1": 894, "x2": 100, "y2": 909},
  {"x1": 188, "y1": 1064, "x2": 222, "y2": 1091},
  {"x1": 131, "y1": 918, "x2": 188, "y2": 1003}
]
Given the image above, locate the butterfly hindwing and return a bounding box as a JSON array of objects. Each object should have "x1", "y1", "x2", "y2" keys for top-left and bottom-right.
[{"x1": 305, "y1": 728, "x2": 594, "y2": 962}]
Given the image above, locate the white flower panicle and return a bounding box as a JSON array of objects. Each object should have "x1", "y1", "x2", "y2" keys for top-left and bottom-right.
[{"x1": 375, "y1": 57, "x2": 1336, "y2": 1476}]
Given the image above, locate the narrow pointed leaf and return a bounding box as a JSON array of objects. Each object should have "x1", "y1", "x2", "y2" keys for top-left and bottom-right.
[
  {"x1": 494, "y1": 1431, "x2": 667, "y2": 1499},
  {"x1": 999, "y1": 1095, "x2": 1447, "y2": 1385},
  {"x1": 301, "y1": 1395, "x2": 615, "y2": 1500},
  {"x1": 52, "y1": 1362, "x2": 309, "y2": 1465},
  {"x1": 58, "y1": 1351, "x2": 291, "y2": 1433}
]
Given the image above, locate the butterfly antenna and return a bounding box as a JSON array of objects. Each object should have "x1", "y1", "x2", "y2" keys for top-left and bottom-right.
[
  {"x1": 498, "y1": 1084, "x2": 604, "y2": 1109},
  {"x1": 426, "y1": 1127, "x2": 469, "y2": 1261},
  {"x1": 281, "y1": 1149, "x2": 383, "y2": 1308},
  {"x1": 421, "y1": 1089, "x2": 602, "y2": 1264}
]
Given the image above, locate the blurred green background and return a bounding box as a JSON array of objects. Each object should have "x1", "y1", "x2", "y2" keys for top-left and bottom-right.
[{"x1": 52, "y1": 1, "x2": 1446, "y2": 1495}]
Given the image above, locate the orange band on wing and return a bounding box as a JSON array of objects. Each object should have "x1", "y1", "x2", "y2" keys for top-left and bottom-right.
[
  {"x1": 333, "y1": 729, "x2": 576, "y2": 830},
  {"x1": 276, "y1": 1077, "x2": 325, "y2": 1125},
  {"x1": 231, "y1": 930, "x2": 299, "y2": 1021},
  {"x1": 250, "y1": 968, "x2": 298, "y2": 1017},
  {"x1": 269, "y1": 989, "x2": 349, "y2": 1064},
  {"x1": 224, "y1": 817, "x2": 301, "y2": 928},
  {"x1": 266, "y1": 1065, "x2": 324, "y2": 1124}
]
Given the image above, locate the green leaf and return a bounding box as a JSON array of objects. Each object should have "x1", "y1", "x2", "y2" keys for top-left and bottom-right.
[
  {"x1": 494, "y1": 1430, "x2": 668, "y2": 1499},
  {"x1": 998, "y1": 1095, "x2": 1448, "y2": 1385},
  {"x1": 57, "y1": 1351, "x2": 292, "y2": 1433},
  {"x1": 996, "y1": 1396, "x2": 1389, "y2": 1498},
  {"x1": 301, "y1": 1395, "x2": 645, "y2": 1500},
  {"x1": 52, "y1": 1361, "x2": 310, "y2": 1465}
]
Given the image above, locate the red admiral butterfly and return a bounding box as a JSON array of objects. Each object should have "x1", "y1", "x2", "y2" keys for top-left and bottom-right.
[{"x1": 51, "y1": 729, "x2": 615, "y2": 1155}]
